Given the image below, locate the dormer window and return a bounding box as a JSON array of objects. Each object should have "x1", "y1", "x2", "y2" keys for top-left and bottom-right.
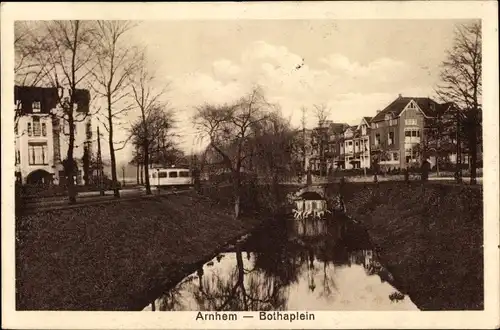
[
  {"x1": 32, "y1": 101, "x2": 41, "y2": 113},
  {"x1": 385, "y1": 114, "x2": 392, "y2": 121}
]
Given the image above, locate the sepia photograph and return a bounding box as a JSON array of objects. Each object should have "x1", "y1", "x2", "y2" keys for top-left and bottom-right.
[{"x1": 2, "y1": 1, "x2": 499, "y2": 329}]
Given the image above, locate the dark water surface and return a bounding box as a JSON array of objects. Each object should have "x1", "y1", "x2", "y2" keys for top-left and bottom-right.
[{"x1": 143, "y1": 217, "x2": 419, "y2": 311}]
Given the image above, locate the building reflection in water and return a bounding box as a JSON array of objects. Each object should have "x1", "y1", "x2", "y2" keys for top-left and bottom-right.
[{"x1": 144, "y1": 218, "x2": 418, "y2": 311}]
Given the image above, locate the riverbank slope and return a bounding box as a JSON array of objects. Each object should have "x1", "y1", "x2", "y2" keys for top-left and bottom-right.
[
  {"x1": 338, "y1": 181, "x2": 483, "y2": 310},
  {"x1": 15, "y1": 193, "x2": 262, "y2": 310}
]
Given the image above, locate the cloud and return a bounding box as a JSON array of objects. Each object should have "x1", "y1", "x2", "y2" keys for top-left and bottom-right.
[
  {"x1": 212, "y1": 59, "x2": 241, "y2": 78},
  {"x1": 165, "y1": 40, "x2": 433, "y2": 152}
]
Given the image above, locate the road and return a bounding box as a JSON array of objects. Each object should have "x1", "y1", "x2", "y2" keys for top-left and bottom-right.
[{"x1": 21, "y1": 187, "x2": 191, "y2": 213}]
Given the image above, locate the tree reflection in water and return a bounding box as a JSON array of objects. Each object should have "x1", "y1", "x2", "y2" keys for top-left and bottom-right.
[
  {"x1": 192, "y1": 248, "x2": 288, "y2": 311},
  {"x1": 148, "y1": 216, "x2": 409, "y2": 311}
]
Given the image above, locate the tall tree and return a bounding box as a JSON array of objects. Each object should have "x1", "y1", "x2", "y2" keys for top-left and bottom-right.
[
  {"x1": 436, "y1": 22, "x2": 482, "y2": 184},
  {"x1": 193, "y1": 87, "x2": 270, "y2": 219},
  {"x1": 300, "y1": 106, "x2": 308, "y2": 173},
  {"x1": 14, "y1": 21, "x2": 49, "y2": 87},
  {"x1": 252, "y1": 110, "x2": 299, "y2": 211},
  {"x1": 91, "y1": 21, "x2": 140, "y2": 197},
  {"x1": 20, "y1": 21, "x2": 98, "y2": 203},
  {"x1": 130, "y1": 58, "x2": 171, "y2": 194},
  {"x1": 312, "y1": 103, "x2": 331, "y2": 177},
  {"x1": 130, "y1": 106, "x2": 175, "y2": 194}
]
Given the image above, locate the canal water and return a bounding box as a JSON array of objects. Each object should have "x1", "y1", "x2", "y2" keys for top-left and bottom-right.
[{"x1": 143, "y1": 217, "x2": 419, "y2": 311}]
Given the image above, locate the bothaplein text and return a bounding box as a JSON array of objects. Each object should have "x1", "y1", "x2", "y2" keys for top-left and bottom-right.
[{"x1": 195, "y1": 311, "x2": 316, "y2": 322}]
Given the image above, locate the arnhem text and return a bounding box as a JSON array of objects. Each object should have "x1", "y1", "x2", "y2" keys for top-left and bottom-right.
[{"x1": 195, "y1": 311, "x2": 315, "y2": 322}]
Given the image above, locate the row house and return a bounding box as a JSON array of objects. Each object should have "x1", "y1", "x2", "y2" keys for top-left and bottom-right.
[
  {"x1": 299, "y1": 94, "x2": 478, "y2": 175},
  {"x1": 14, "y1": 85, "x2": 93, "y2": 185},
  {"x1": 343, "y1": 117, "x2": 372, "y2": 169}
]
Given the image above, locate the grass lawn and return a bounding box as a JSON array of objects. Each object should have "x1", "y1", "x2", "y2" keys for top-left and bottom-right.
[
  {"x1": 15, "y1": 193, "x2": 262, "y2": 310},
  {"x1": 338, "y1": 181, "x2": 484, "y2": 310}
]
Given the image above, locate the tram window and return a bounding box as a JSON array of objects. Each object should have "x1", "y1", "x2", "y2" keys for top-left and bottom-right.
[
  {"x1": 169, "y1": 171, "x2": 178, "y2": 178},
  {"x1": 158, "y1": 172, "x2": 167, "y2": 178},
  {"x1": 152, "y1": 173, "x2": 157, "y2": 178},
  {"x1": 179, "y1": 171, "x2": 190, "y2": 178}
]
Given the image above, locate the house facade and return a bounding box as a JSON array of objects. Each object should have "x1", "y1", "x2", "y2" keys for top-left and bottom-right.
[
  {"x1": 309, "y1": 121, "x2": 348, "y2": 173},
  {"x1": 14, "y1": 86, "x2": 92, "y2": 185},
  {"x1": 370, "y1": 95, "x2": 439, "y2": 170}
]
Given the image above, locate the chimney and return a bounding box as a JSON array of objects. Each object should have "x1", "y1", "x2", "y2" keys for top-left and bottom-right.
[
  {"x1": 376, "y1": 110, "x2": 381, "y2": 114},
  {"x1": 398, "y1": 93, "x2": 402, "y2": 98}
]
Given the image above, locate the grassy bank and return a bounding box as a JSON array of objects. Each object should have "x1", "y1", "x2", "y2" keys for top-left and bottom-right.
[
  {"x1": 16, "y1": 193, "x2": 262, "y2": 310},
  {"x1": 336, "y1": 181, "x2": 483, "y2": 310}
]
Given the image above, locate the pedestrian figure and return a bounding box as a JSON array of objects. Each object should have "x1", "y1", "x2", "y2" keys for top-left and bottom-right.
[{"x1": 421, "y1": 160, "x2": 430, "y2": 182}]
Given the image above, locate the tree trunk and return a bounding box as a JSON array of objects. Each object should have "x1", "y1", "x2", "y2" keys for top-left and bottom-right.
[
  {"x1": 136, "y1": 162, "x2": 140, "y2": 185},
  {"x1": 140, "y1": 163, "x2": 144, "y2": 185},
  {"x1": 107, "y1": 98, "x2": 120, "y2": 198},
  {"x1": 144, "y1": 143, "x2": 151, "y2": 195},
  {"x1": 469, "y1": 112, "x2": 478, "y2": 185},
  {"x1": 67, "y1": 110, "x2": 77, "y2": 204},
  {"x1": 233, "y1": 172, "x2": 241, "y2": 219}
]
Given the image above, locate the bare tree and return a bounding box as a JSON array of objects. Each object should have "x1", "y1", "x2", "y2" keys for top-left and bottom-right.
[
  {"x1": 252, "y1": 110, "x2": 299, "y2": 212},
  {"x1": 193, "y1": 87, "x2": 270, "y2": 219},
  {"x1": 130, "y1": 58, "x2": 171, "y2": 194},
  {"x1": 436, "y1": 22, "x2": 482, "y2": 184},
  {"x1": 130, "y1": 106, "x2": 175, "y2": 194},
  {"x1": 311, "y1": 103, "x2": 331, "y2": 177},
  {"x1": 312, "y1": 103, "x2": 331, "y2": 128},
  {"x1": 91, "y1": 20, "x2": 140, "y2": 197},
  {"x1": 300, "y1": 106, "x2": 308, "y2": 173},
  {"x1": 14, "y1": 21, "x2": 49, "y2": 87},
  {"x1": 20, "y1": 21, "x2": 98, "y2": 203}
]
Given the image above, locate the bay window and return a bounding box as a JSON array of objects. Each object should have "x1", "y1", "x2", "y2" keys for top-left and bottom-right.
[{"x1": 28, "y1": 142, "x2": 49, "y2": 165}]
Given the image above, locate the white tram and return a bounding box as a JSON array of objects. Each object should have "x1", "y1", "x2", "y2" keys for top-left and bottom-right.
[{"x1": 149, "y1": 167, "x2": 193, "y2": 189}]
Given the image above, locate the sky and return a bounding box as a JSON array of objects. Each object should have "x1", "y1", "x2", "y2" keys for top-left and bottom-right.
[{"x1": 106, "y1": 19, "x2": 474, "y2": 165}]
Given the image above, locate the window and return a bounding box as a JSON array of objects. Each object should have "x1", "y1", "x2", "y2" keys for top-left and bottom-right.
[
  {"x1": 405, "y1": 129, "x2": 420, "y2": 138},
  {"x1": 169, "y1": 171, "x2": 178, "y2": 178},
  {"x1": 27, "y1": 122, "x2": 32, "y2": 136},
  {"x1": 375, "y1": 134, "x2": 380, "y2": 146},
  {"x1": 405, "y1": 119, "x2": 417, "y2": 126},
  {"x1": 371, "y1": 123, "x2": 376, "y2": 129},
  {"x1": 15, "y1": 150, "x2": 20, "y2": 165},
  {"x1": 15, "y1": 123, "x2": 18, "y2": 135},
  {"x1": 408, "y1": 102, "x2": 416, "y2": 109},
  {"x1": 388, "y1": 132, "x2": 394, "y2": 145},
  {"x1": 33, "y1": 117, "x2": 41, "y2": 136},
  {"x1": 389, "y1": 119, "x2": 397, "y2": 126},
  {"x1": 158, "y1": 172, "x2": 168, "y2": 178},
  {"x1": 41, "y1": 123, "x2": 47, "y2": 136},
  {"x1": 28, "y1": 143, "x2": 48, "y2": 165},
  {"x1": 32, "y1": 101, "x2": 41, "y2": 113},
  {"x1": 361, "y1": 126, "x2": 366, "y2": 135},
  {"x1": 393, "y1": 152, "x2": 399, "y2": 161},
  {"x1": 152, "y1": 172, "x2": 157, "y2": 178}
]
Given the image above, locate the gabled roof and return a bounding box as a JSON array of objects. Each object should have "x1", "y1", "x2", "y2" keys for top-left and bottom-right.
[
  {"x1": 328, "y1": 122, "x2": 349, "y2": 135},
  {"x1": 362, "y1": 116, "x2": 373, "y2": 124},
  {"x1": 371, "y1": 96, "x2": 441, "y2": 122}
]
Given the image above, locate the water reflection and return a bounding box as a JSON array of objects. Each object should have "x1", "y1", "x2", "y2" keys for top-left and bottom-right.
[{"x1": 144, "y1": 218, "x2": 419, "y2": 311}]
